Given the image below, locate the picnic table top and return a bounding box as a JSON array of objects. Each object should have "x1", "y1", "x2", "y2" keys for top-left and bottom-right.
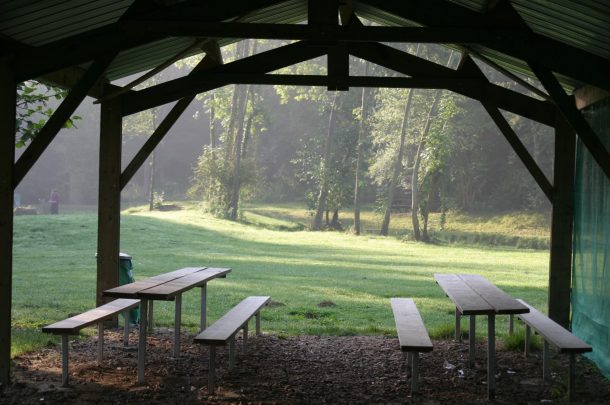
[
  {"x1": 434, "y1": 273, "x2": 529, "y2": 316},
  {"x1": 103, "y1": 267, "x2": 231, "y2": 300}
]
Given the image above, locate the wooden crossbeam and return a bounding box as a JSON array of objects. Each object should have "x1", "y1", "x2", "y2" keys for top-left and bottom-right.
[
  {"x1": 531, "y1": 64, "x2": 610, "y2": 181},
  {"x1": 121, "y1": 41, "x2": 327, "y2": 116},
  {"x1": 361, "y1": 0, "x2": 610, "y2": 92},
  {"x1": 120, "y1": 43, "x2": 223, "y2": 190},
  {"x1": 349, "y1": 42, "x2": 555, "y2": 126},
  {"x1": 12, "y1": 54, "x2": 116, "y2": 188}
]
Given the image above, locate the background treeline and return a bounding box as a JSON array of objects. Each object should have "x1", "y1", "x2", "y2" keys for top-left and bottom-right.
[{"x1": 15, "y1": 40, "x2": 552, "y2": 222}]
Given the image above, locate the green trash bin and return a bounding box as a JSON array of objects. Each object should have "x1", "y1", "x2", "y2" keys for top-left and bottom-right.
[{"x1": 119, "y1": 252, "x2": 140, "y2": 324}]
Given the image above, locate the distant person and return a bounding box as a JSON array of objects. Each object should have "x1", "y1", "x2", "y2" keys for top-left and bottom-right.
[
  {"x1": 13, "y1": 192, "x2": 20, "y2": 208},
  {"x1": 49, "y1": 189, "x2": 59, "y2": 214}
]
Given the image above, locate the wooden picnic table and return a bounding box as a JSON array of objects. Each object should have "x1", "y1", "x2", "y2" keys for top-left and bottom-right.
[
  {"x1": 434, "y1": 273, "x2": 529, "y2": 399},
  {"x1": 103, "y1": 266, "x2": 231, "y2": 384}
]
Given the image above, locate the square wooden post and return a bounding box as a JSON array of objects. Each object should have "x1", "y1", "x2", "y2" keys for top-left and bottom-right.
[
  {"x1": 0, "y1": 59, "x2": 16, "y2": 387},
  {"x1": 96, "y1": 90, "x2": 122, "y2": 313},
  {"x1": 548, "y1": 111, "x2": 576, "y2": 328}
]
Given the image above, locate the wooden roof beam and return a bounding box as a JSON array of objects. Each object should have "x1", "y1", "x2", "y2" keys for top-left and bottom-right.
[
  {"x1": 361, "y1": 0, "x2": 610, "y2": 91},
  {"x1": 121, "y1": 41, "x2": 328, "y2": 116},
  {"x1": 348, "y1": 42, "x2": 555, "y2": 126}
]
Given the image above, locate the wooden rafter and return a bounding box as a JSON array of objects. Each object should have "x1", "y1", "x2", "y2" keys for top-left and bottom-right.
[
  {"x1": 120, "y1": 43, "x2": 223, "y2": 190},
  {"x1": 531, "y1": 63, "x2": 610, "y2": 182},
  {"x1": 13, "y1": 54, "x2": 116, "y2": 188},
  {"x1": 361, "y1": 0, "x2": 610, "y2": 92},
  {"x1": 348, "y1": 42, "x2": 555, "y2": 126},
  {"x1": 121, "y1": 41, "x2": 328, "y2": 116}
]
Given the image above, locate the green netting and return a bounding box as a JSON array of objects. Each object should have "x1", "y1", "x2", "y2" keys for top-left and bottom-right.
[{"x1": 572, "y1": 97, "x2": 610, "y2": 380}]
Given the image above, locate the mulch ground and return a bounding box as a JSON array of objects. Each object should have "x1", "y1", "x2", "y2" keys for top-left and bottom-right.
[{"x1": 2, "y1": 328, "x2": 610, "y2": 404}]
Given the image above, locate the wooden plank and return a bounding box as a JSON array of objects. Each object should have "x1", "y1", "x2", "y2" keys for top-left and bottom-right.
[
  {"x1": 434, "y1": 274, "x2": 493, "y2": 315},
  {"x1": 42, "y1": 299, "x2": 140, "y2": 335},
  {"x1": 458, "y1": 274, "x2": 529, "y2": 314},
  {"x1": 548, "y1": 112, "x2": 576, "y2": 327},
  {"x1": 138, "y1": 268, "x2": 231, "y2": 300},
  {"x1": 103, "y1": 267, "x2": 206, "y2": 298},
  {"x1": 96, "y1": 91, "x2": 123, "y2": 309},
  {"x1": 516, "y1": 300, "x2": 592, "y2": 353},
  {"x1": 0, "y1": 59, "x2": 16, "y2": 386},
  {"x1": 194, "y1": 296, "x2": 270, "y2": 345},
  {"x1": 390, "y1": 298, "x2": 433, "y2": 352}
]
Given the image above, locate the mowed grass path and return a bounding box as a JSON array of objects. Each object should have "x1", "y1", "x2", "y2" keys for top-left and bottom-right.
[{"x1": 12, "y1": 204, "x2": 550, "y2": 356}]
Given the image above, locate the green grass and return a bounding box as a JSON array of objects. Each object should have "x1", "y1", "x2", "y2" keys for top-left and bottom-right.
[
  {"x1": 244, "y1": 203, "x2": 550, "y2": 249},
  {"x1": 12, "y1": 202, "x2": 551, "y2": 357}
]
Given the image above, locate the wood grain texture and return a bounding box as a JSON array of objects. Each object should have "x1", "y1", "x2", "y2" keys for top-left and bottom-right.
[
  {"x1": 434, "y1": 274, "x2": 494, "y2": 315},
  {"x1": 103, "y1": 267, "x2": 206, "y2": 298},
  {"x1": 42, "y1": 299, "x2": 140, "y2": 335},
  {"x1": 138, "y1": 268, "x2": 231, "y2": 300},
  {"x1": 459, "y1": 274, "x2": 529, "y2": 314},
  {"x1": 516, "y1": 299, "x2": 592, "y2": 353},
  {"x1": 194, "y1": 296, "x2": 270, "y2": 345},
  {"x1": 390, "y1": 298, "x2": 433, "y2": 352}
]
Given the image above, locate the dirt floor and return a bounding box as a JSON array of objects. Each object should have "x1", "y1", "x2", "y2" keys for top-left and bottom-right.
[{"x1": 3, "y1": 328, "x2": 610, "y2": 404}]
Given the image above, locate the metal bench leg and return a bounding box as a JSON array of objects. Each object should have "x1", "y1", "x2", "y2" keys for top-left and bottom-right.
[
  {"x1": 242, "y1": 322, "x2": 249, "y2": 354},
  {"x1": 455, "y1": 308, "x2": 461, "y2": 342},
  {"x1": 524, "y1": 325, "x2": 531, "y2": 357},
  {"x1": 208, "y1": 346, "x2": 216, "y2": 393},
  {"x1": 543, "y1": 340, "x2": 550, "y2": 382},
  {"x1": 411, "y1": 352, "x2": 419, "y2": 395},
  {"x1": 61, "y1": 334, "x2": 69, "y2": 387},
  {"x1": 173, "y1": 293, "x2": 182, "y2": 358},
  {"x1": 229, "y1": 338, "x2": 236, "y2": 371},
  {"x1": 256, "y1": 312, "x2": 261, "y2": 336},
  {"x1": 97, "y1": 321, "x2": 104, "y2": 364},
  {"x1": 200, "y1": 284, "x2": 207, "y2": 333},
  {"x1": 404, "y1": 351, "x2": 411, "y2": 377},
  {"x1": 123, "y1": 310, "x2": 130, "y2": 346},
  {"x1": 469, "y1": 315, "x2": 476, "y2": 367},
  {"x1": 147, "y1": 300, "x2": 154, "y2": 334},
  {"x1": 568, "y1": 353, "x2": 575, "y2": 402},
  {"x1": 509, "y1": 314, "x2": 514, "y2": 336},
  {"x1": 138, "y1": 299, "x2": 149, "y2": 385},
  {"x1": 487, "y1": 315, "x2": 496, "y2": 400}
]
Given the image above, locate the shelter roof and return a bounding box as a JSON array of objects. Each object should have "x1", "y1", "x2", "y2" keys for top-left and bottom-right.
[{"x1": 1, "y1": 0, "x2": 609, "y2": 91}]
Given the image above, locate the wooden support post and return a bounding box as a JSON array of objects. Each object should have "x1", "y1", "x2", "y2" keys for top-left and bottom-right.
[
  {"x1": 548, "y1": 112, "x2": 576, "y2": 328},
  {"x1": 469, "y1": 315, "x2": 476, "y2": 367},
  {"x1": 411, "y1": 352, "x2": 419, "y2": 394},
  {"x1": 255, "y1": 312, "x2": 261, "y2": 335},
  {"x1": 242, "y1": 323, "x2": 249, "y2": 353},
  {"x1": 61, "y1": 335, "x2": 69, "y2": 387},
  {"x1": 97, "y1": 322, "x2": 104, "y2": 364},
  {"x1": 123, "y1": 310, "x2": 130, "y2": 346},
  {"x1": 229, "y1": 338, "x2": 236, "y2": 370},
  {"x1": 0, "y1": 60, "x2": 16, "y2": 387},
  {"x1": 137, "y1": 299, "x2": 148, "y2": 385},
  {"x1": 96, "y1": 91, "x2": 122, "y2": 312},
  {"x1": 509, "y1": 314, "x2": 514, "y2": 335},
  {"x1": 524, "y1": 325, "x2": 531, "y2": 357},
  {"x1": 487, "y1": 314, "x2": 496, "y2": 400},
  {"x1": 543, "y1": 340, "x2": 550, "y2": 382},
  {"x1": 568, "y1": 353, "x2": 576, "y2": 401},
  {"x1": 200, "y1": 284, "x2": 207, "y2": 332},
  {"x1": 173, "y1": 293, "x2": 182, "y2": 357},
  {"x1": 208, "y1": 346, "x2": 216, "y2": 393}
]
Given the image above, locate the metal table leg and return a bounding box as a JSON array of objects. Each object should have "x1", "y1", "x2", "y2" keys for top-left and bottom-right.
[
  {"x1": 200, "y1": 284, "x2": 207, "y2": 332},
  {"x1": 138, "y1": 299, "x2": 149, "y2": 384},
  {"x1": 455, "y1": 308, "x2": 461, "y2": 342},
  {"x1": 469, "y1": 315, "x2": 476, "y2": 367},
  {"x1": 487, "y1": 314, "x2": 496, "y2": 400},
  {"x1": 173, "y1": 293, "x2": 182, "y2": 357}
]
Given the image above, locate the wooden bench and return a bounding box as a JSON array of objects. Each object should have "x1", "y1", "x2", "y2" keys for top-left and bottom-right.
[
  {"x1": 391, "y1": 298, "x2": 433, "y2": 394},
  {"x1": 515, "y1": 299, "x2": 592, "y2": 401},
  {"x1": 194, "y1": 296, "x2": 270, "y2": 393},
  {"x1": 42, "y1": 298, "x2": 140, "y2": 386}
]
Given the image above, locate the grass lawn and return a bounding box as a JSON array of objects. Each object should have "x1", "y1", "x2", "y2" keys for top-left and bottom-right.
[{"x1": 12, "y1": 202, "x2": 550, "y2": 357}]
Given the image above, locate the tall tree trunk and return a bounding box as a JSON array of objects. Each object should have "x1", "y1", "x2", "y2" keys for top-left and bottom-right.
[
  {"x1": 330, "y1": 209, "x2": 341, "y2": 230},
  {"x1": 241, "y1": 114, "x2": 253, "y2": 159},
  {"x1": 228, "y1": 41, "x2": 256, "y2": 220},
  {"x1": 380, "y1": 88, "x2": 415, "y2": 235},
  {"x1": 148, "y1": 151, "x2": 156, "y2": 211},
  {"x1": 353, "y1": 62, "x2": 370, "y2": 236},
  {"x1": 411, "y1": 51, "x2": 454, "y2": 240},
  {"x1": 312, "y1": 92, "x2": 339, "y2": 231},
  {"x1": 209, "y1": 92, "x2": 217, "y2": 148}
]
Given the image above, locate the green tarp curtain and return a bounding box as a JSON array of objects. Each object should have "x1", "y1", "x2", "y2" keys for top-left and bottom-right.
[{"x1": 572, "y1": 97, "x2": 610, "y2": 379}]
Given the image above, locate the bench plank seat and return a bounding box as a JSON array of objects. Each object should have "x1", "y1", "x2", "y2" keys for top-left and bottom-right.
[
  {"x1": 42, "y1": 298, "x2": 140, "y2": 335},
  {"x1": 516, "y1": 299, "x2": 592, "y2": 353},
  {"x1": 138, "y1": 268, "x2": 231, "y2": 300},
  {"x1": 104, "y1": 267, "x2": 206, "y2": 298},
  {"x1": 195, "y1": 296, "x2": 270, "y2": 345},
  {"x1": 391, "y1": 298, "x2": 433, "y2": 352}
]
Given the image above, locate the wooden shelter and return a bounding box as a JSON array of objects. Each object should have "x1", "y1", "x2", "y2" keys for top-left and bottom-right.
[{"x1": 2, "y1": 0, "x2": 610, "y2": 385}]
